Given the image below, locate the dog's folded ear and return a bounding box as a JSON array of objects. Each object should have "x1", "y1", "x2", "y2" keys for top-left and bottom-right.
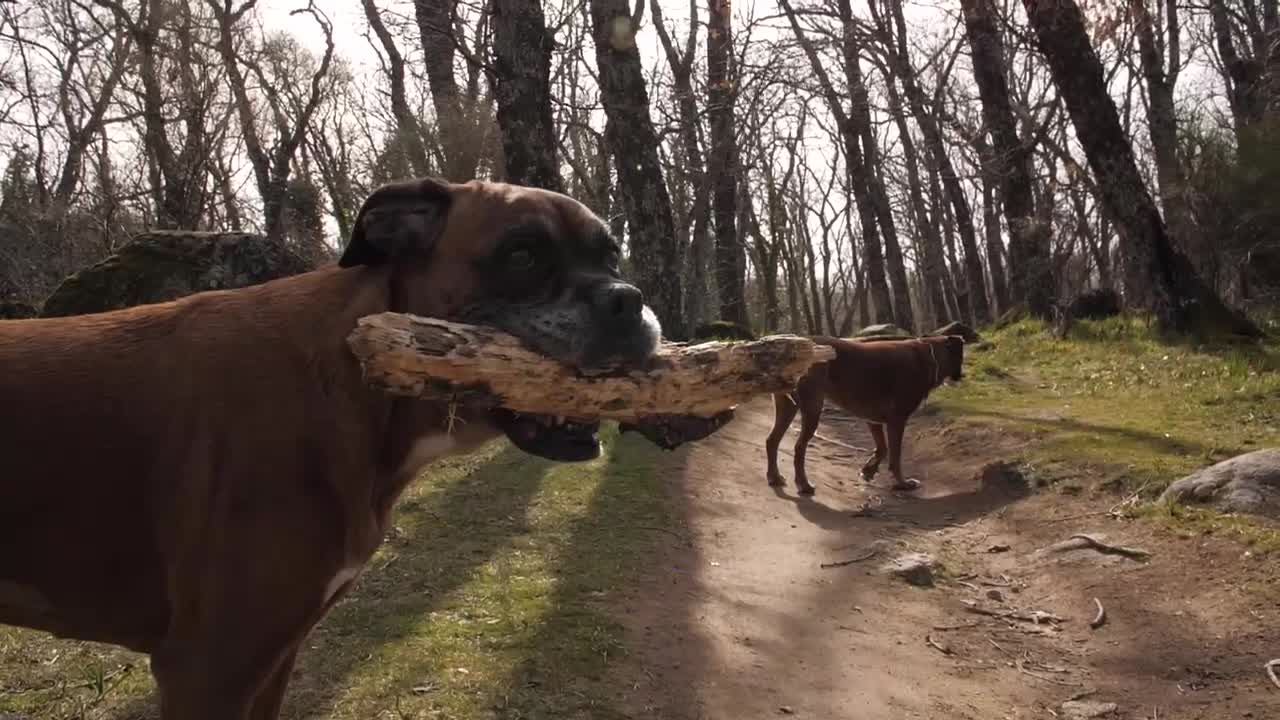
[{"x1": 339, "y1": 178, "x2": 453, "y2": 268}]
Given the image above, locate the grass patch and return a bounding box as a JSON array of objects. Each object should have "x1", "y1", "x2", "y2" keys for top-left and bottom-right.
[
  {"x1": 936, "y1": 315, "x2": 1280, "y2": 495},
  {"x1": 0, "y1": 425, "x2": 670, "y2": 719}
]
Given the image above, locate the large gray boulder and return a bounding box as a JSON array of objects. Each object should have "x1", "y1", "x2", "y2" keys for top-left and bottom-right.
[
  {"x1": 1159, "y1": 449, "x2": 1280, "y2": 519},
  {"x1": 41, "y1": 231, "x2": 312, "y2": 318}
]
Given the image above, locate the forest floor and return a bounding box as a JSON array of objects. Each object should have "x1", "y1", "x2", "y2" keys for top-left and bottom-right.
[{"x1": 2, "y1": 317, "x2": 1279, "y2": 719}]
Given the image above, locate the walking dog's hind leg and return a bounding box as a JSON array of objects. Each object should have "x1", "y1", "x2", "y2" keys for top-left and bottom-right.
[
  {"x1": 766, "y1": 393, "x2": 798, "y2": 486},
  {"x1": 862, "y1": 423, "x2": 887, "y2": 480},
  {"x1": 792, "y1": 390, "x2": 824, "y2": 496}
]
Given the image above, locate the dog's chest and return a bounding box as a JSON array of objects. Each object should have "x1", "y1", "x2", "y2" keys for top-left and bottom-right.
[{"x1": 396, "y1": 433, "x2": 458, "y2": 480}]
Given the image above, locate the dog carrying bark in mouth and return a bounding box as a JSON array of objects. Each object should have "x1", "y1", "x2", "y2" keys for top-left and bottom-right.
[{"x1": 0, "y1": 176, "x2": 716, "y2": 720}]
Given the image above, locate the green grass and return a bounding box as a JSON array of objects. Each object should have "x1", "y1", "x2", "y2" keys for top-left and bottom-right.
[
  {"x1": 935, "y1": 314, "x2": 1280, "y2": 548},
  {"x1": 0, "y1": 425, "x2": 672, "y2": 719}
]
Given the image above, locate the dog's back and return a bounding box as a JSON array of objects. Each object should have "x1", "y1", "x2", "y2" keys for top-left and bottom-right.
[{"x1": 804, "y1": 335, "x2": 945, "y2": 423}]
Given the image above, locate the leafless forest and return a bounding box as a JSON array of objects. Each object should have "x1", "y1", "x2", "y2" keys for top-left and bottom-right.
[{"x1": 1, "y1": 0, "x2": 1277, "y2": 338}]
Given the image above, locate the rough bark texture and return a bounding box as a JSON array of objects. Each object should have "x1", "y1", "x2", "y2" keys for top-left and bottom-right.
[
  {"x1": 347, "y1": 313, "x2": 835, "y2": 419},
  {"x1": 414, "y1": 0, "x2": 476, "y2": 180},
  {"x1": 1023, "y1": 0, "x2": 1260, "y2": 336},
  {"x1": 707, "y1": 0, "x2": 749, "y2": 327},
  {"x1": 960, "y1": 0, "x2": 1053, "y2": 318},
  {"x1": 491, "y1": 0, "x2": 564, "y2": 191},
  {"x1": 779, "y1": 0, "x2": 893, "y2": 324},
  {"x1": 588, "y1": 0, "x2": 687, "y2": 339}
]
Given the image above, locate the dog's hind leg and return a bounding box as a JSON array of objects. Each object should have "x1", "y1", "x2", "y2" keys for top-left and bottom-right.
[
  {"x1": 791, "y1": 391, "x2": 824, "y2": 496},
  {"x1": 765, "y1": 393, "x2": 799, "y2": 487},
  {"x1": 861, "y1": 423, "x2": 886, "y2": 480},
  {"x1": 885, "y1": 419, "x2": 921, "y2": 492}
]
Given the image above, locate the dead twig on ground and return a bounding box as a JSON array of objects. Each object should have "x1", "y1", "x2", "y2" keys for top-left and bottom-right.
[
  {"x1": 819, "y1": 548, "x2": 880, "y2": 568},
  {"x1": 812, "y1": 432, "x2": 869, "y2": 453},
  {"x1": 925, "y1": 634, "x2": 953, "y2": 656},
  {"x1": 1089, "y1": 598, "x2": 1106, "y2": 629},
  {"x1": 1045, "y1": 534, "x2": 1151, "y2": 561},
  {"x1": 1266, "y1": 659, "x2": 1280, "y2": 690}
]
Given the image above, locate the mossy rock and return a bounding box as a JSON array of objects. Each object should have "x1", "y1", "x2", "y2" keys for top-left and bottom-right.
[
  {"x1": 852, "y1": 323, "x2": 912, "y2": 340},
  {"x1": 930, "y1": 320, "x2": 980, "y2": 343},
  {"x1": 41, "y1": 231, "x2": 312, "y2": 318},
  {"x1": 692, "y1": 320, "x2": 756, "y2": 341},
  {"x1": 0, "y1": 300, "x2": 37, "y2": 319}
]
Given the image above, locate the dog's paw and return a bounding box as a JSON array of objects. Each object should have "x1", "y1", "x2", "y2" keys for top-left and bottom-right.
[
  {"x1": 767, "y1": 473, "x2": 786, "y2": 487},
  {"x1": 860, "y1": 467, "x2": 879, "y2": 481},
  {"x1": 797, "y1": 482, "x2": 817, "y2": 496},
  {"x1": 890, "y1": 478, "x2": 922, "y2": 492}
]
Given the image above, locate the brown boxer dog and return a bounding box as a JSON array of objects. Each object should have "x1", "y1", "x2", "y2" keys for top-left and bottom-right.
[
  {"x1": 0, "y1": 177, "x2": 662, "y2": 719},
  {"x1": 765, "y1": 334, "x2": 965, "y2": 495}
]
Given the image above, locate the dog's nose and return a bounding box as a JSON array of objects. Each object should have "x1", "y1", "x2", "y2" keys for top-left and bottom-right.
[{"x1": 594, "y1": 282, "x2": 643, "y2": 319}]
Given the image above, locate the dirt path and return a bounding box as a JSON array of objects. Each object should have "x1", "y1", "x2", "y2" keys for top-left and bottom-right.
[{"x1": 607, "y1": 398, "x2": 1280, "y2": 719}]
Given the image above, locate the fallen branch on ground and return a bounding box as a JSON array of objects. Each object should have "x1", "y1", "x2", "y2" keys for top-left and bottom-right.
[
  {"x1": 1089, "y1": 598, "x2": 1107, "y2": 629},
  {"x1": 964, "y1": 600, "x2": 1064, "y2": 625},
  {"x1": 819, "y1": 548, "x2": 880, "y2": 568},
  {"x1": 1044, "y1": 534, "x2": 1152, "y2": 561},
  {"x1": 347, "y1": 313, "x2": 835, "y2": 423},
  {"x1": 1266, "y1": 659, "x2": 1280, "y2": 690}
]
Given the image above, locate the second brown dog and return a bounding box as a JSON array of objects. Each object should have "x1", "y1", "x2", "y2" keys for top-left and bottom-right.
[{"x1": 765, "y1": 335, "x2": 965, "y2": 495}]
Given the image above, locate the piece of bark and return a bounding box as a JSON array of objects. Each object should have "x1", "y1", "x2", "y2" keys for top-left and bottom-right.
[{"x1": 346, "y1": 312, "x2": 835, "y2": 421}]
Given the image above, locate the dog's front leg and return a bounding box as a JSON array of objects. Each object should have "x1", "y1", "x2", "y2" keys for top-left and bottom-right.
[{"x1": 884, "y1": 420, "x2": 921, "y2": 492}]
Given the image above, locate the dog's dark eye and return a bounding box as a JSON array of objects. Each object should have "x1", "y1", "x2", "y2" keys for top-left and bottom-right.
[{"x1": 507, "y1": 249, "x2": 537, "y2": 272}]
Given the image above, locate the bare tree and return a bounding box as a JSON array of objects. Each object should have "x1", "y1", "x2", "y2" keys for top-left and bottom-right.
[
  {"x1": 1022, "y1": 0, "x2": 1258, "y2": 335},
  {"x1": 959, "y1": 0, "x2": 1053, "y2": 317},
  {"x1": 206, "y1": 0, "x2": 335, "y2": 244},
  {"x1": 362, "y1": 0, "x2": 431, "y2": 177},
  {"x1": 778, "y1": 0, "x2": 894, "y2": 326},
  {"x1": 586, "y1": 0, "x2": 686, "y2": 338}
]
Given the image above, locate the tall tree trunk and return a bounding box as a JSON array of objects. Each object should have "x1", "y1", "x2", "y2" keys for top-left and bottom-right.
[
  {"x1": 364, "y1": 0, "x2": 431, "y2": 177},
  {"x1": 1132, "y1": 0, "x2": 1193, "y2": 249},
  {"x1": 587, "y1": 0, "x2": 687, "y2": 339},
  {"x1": 491, "y1": 0, "x2": 563, "y2": 191},
  {"x1": 839, "y1": 0, "x2": 914, "y2": 330},
  {"x1": 779, "y1": 0, "x2": 893, "y2": 324},
  {"x1": 415, "y1": 0, "x2": 477, "y2": 179},
  {"x1": 1023, "y1": 0, "x2": 1259, "y2": 336},
  {"x1": 1210, "y1": 0, "x2": 1268, "y2": 136},
  {"x1": 977, "y1": 136, "x2": 1010, "y2": 313},
  {"x1": 707, "y1": 0, "x2": 748, "y2": 326},
  {"x1": 880, "y1": 0, "x2": 989, "y2": 324},
  {"x1": 651, "y1": 0, "x2": 712, "y2": 329},
  {"x1": 932, "y1": 164, "x2": 970, "y2": 324},
  {"x1": 878, "y1": 61, "x2": 950, "y2": 325},
  {"x1": 960, "y1": 0, "x2": 1053, "y2": 317}
]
